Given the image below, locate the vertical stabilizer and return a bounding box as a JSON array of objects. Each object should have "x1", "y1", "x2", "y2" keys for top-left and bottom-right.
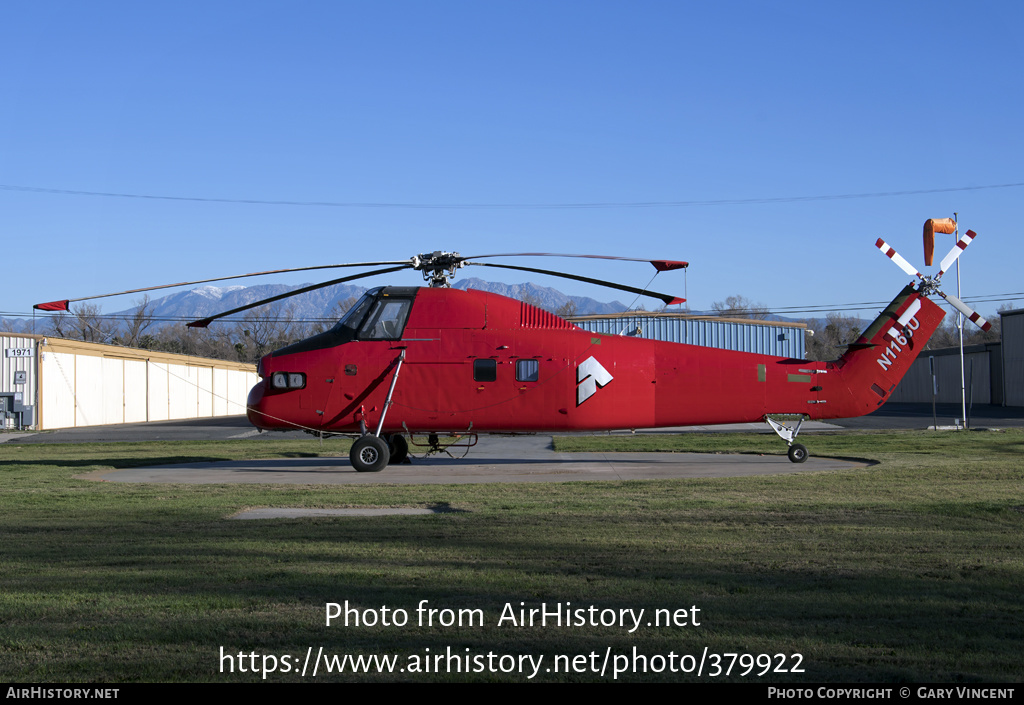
[{"x1": 824, "y1": 285, "x2": 946, "y2": 418}]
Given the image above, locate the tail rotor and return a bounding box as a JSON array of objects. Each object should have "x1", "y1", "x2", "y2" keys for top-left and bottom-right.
[{"x1": 875, "y1": 222, "x2": 991, "y2": 332}]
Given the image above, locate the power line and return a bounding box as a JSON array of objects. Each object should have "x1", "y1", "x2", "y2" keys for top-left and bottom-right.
[
  {"x1": 3, "y1": 181, "x2": 1024, "y2": 210},
  {"x1": 5, "y1": 291, "x2": 1021, "y2": 323}
]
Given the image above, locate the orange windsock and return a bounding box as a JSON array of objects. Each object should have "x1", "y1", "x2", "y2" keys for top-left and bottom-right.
[{"x1": 923, "y1": 218, "x2": 956, "y2": 266}]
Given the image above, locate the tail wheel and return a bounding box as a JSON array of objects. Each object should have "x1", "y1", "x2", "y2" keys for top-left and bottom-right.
[
  {"x1": 787, "y1": 443, "x2": 808, "y2": 464},
  {"x1": 387, "y1": 434, "x2": 409, "y2": 464},
  {"x1": 350, "y1": 436, "x2": 390, "y2": 472}
]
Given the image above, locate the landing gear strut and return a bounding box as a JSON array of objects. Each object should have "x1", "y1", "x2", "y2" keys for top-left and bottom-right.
[
  {"x1": 765, "y1": 415, "x2": 809, "y2": 463},
  {"x1": 349, "y1": 350, "x2": 406, "y2": 472}
]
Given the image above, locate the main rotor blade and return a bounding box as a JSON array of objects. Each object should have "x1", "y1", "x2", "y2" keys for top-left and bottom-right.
[
  {"x1": 875, "y1": 238, "x2": 922, "y2": 279},
  {"x1": 462, "y1": 252, "x2": 688, "y2": 271},
  {"x1": 937, "y1": 229, "x2": 977, "y2": 277},
  {"x1": 35, "y1": 259, "x2": 413, "y2": 310},
  {"x1": 937, "y1": 290, "x2": 992, "y2": 332},
  {"x1": 186, "y1": 265, "x2": 411, "y2": 328},
  {"x1": 468, "y1": 262, "x2": 685, "y2": 306}
]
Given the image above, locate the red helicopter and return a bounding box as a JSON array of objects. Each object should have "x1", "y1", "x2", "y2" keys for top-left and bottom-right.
[{"x1": 34, "y1": 227, "x2": 990, "y2": 471}]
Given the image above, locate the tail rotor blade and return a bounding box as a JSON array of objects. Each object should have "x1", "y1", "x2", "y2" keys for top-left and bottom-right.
[
  {"x1": 937, "y1": 290, "x2": 992, "y2": 332},
  {"x1": 938, "y1": 229, "x2": 977, "y2": 277},
  {"x1": 876, "y1": 238, "x2": 922, "y2": 278}
]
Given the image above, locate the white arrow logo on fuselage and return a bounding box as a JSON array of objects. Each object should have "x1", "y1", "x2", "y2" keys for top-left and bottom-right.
[{"x1": 577, "y1": 356, "x2": 613, "y2": 406}]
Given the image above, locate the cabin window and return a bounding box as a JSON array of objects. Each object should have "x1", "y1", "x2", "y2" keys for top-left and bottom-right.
[
  {"x1": 516, "y1": 359, "x2": 539, "y2": 382},
  {"x1": 359, "y1": 299, "x2": 412, "y2": 340},
  {"x1": 473, "y1": 359, "x2": 497, "y2": 382}
]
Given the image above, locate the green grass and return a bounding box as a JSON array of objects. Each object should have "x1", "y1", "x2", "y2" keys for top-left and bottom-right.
[{"x1": 1, "y1": 430, "x2": 1022, "y2": 682}]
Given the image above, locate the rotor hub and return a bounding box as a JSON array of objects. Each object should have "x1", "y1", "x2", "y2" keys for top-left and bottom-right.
[
  {"x1": 917, "y1": 275, "x2": 940, "y2": 296},
  {"x1": 411, "y1": 251, "x2": 464, "y2": 287}
]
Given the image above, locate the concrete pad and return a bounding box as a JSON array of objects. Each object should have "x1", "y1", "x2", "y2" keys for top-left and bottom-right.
[
  {"x1": 608, "y1": 421, "x2": 846, "y2": 434},
  {"x1": 230, "y1": 507, "x2": 438, "y2": 519},
  {"x1": 83, "y1": 434, "x2": 868, "y2": 486},
  {"x1": 0, "y1": 432, "x2": 37, "y2": 444}
]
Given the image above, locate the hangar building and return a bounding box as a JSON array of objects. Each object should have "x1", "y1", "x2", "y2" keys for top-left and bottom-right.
[
  {"x1": 1002, "y1": 308, "x2": 1024, "y2": 407},
  {"x1": 866, "y1": 308, "x2": 1022, "y2": 408},
  {"x1": 0, "y1": 333, "x2": 257, "y2": 430}
]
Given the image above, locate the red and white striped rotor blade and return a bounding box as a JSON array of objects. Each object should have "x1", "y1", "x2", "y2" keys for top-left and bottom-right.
[
  {"x1": 937, "y1": 229, "x2": 977, "y2": 277},
  {"x1": 938, "y1": 290, "x2": 992, "y2": 332},
  {"x1": 875, "y1": 238, "x2": 922, "y2": 278}
]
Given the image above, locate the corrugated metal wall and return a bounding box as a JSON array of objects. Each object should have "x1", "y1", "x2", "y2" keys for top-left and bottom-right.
[
  {"x1": 570, "y1": 315, "x2": 806, "y2": 358},
  {"x1": 889, "y1": 345, "x2": 998, "y2": 404},
  {"x1": 1, "y1": 334, "x2": 42, "y2": 428},
  {"x1": 1003, "y1": 310, "x2": 1024, "y2": 407}
]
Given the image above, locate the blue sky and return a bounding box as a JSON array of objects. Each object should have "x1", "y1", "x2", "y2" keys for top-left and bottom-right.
[{"x1": 2, "y1": 1, "x2": 1021, "y2": 321}]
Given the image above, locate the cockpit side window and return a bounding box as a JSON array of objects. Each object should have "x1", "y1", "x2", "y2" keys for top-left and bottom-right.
[{"x1": 359, "y1": 299, "x2": 413, "y2": 340}]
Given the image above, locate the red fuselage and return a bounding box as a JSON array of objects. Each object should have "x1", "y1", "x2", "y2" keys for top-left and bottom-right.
[{"x1": 248, "y1": 284, "x2": 944, "y2": 435}]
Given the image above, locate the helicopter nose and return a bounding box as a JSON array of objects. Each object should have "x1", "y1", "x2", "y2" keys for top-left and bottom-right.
[{"x1": 246, "y1": 379, "x2": 269, "y2": 428}]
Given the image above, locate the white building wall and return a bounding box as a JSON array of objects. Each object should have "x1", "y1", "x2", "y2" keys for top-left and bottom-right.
[
  {"x1": 212, "y1": 368, "x2": 228, "y2": 416},
  {"x1": 124, "y1": 360, "x2": 148, "y2": 423},
  {"x1": 101, "y1": 357, "x2": 125, "y2": 424},
  {"x1": 227, "y1": 369, "x2": 251, "y2": 415},
  {"x1": 167, "y1": 363, "x2": 191, "y2": 420},
  {"x1": 18, "y1": 337, "x2": 258, "y2": 430},
  {"x1": 146, "y1": 362, "x2": 169, "y2": 422},
  {"x1": 41, "y1": 351, "x2": 77, "y2": 429},
  {"x1": 195, "y1": 366, "x2": 213, "y2": 418}
]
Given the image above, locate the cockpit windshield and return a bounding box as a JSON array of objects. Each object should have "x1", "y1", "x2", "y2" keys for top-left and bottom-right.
[
  {"x1": 330, "y1": 291, "x2": 377, "y2": 335},
  {"x1": 270, "y1": 286, "x2": 417, "y2": 358}
]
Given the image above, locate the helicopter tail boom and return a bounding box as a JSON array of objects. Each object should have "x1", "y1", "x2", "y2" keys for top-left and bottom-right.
[{"x1": 819, "y1": 284, "x2": 946, "y2": 418}]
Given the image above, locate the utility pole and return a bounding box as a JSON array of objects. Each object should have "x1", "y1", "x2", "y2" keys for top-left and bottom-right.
[{"x1": 954, "y1": 212, "x2": 967, "y2": 429}]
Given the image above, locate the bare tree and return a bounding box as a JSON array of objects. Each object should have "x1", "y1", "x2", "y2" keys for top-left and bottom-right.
[
  {"x1": 117, "y1": 295, "x2": 155, "y2": 348},
  {"x1": 232, "y1": 304, "x2": 299, "y2": 362},
  {"x1": 554, "y1": 299, "x2": 578, "y2": 318},
  {"x1": 155, "y1": 323, "x2": 236, "y2": 360},
  {"x1": 711, "y1": 295, "x2": 769, "y2": 320},
  {"x1": 310, "y1": 296, "x2": 359, "y2": 335},
  {"x1": 804, "y1": 312, "x2": 863, "y2": 361},
  {"x1": 46, "y1": 310, "x2": 73, "y2": 339},
  {"x1": 520, "y1": 292, "x2": 545, "y2": 309},
  {"x1": 47, "y1": 303, "x2": 119, "y2": 343}
]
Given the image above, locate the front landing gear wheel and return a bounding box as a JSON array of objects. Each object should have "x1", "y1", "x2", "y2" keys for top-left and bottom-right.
[
  {"x1": 350, "y1": 436, "x2": 390, "y2": 472},
  {"x1": 386, "y1": 434, "x2": 409, "y2": 464},
  {"x1": 787, "y1": 443, "x2": 808, "y2": 464}
]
